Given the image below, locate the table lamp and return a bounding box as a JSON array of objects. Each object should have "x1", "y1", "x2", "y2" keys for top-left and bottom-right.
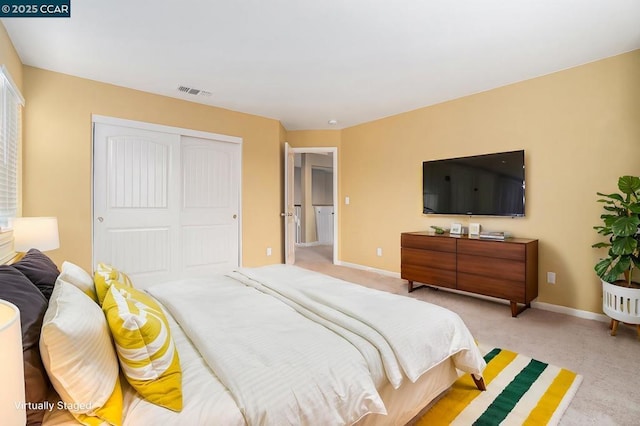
[
  {"x1": 11, "y1": 217, "x2": 60, "y2": 252},
  {"x1": 0, "y1": 299, "x2": 25, "y2": 425}
]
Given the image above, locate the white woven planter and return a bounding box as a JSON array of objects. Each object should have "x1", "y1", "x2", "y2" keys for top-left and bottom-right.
[{"x1": 602, "y1": 280, "x2": 640, "y2": 324}]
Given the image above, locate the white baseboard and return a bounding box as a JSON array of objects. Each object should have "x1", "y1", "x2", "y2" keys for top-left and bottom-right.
[
  {"x1": 530, "y1": 301, "x2": 609, "y2": 323},
  {"x1": 337, "y1": 261, "x2": 401, "y2": 278},
  {"x1": 337, "y1": 260, "x2": 608, "y2": 323}
]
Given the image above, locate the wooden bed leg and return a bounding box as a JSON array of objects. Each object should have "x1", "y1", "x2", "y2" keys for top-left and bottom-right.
[
  {"x1": 472, "y1": 374, "x2": 486, "y2": 391},
  {"x1": 408, "y1": 280, "x2": 414, "y2": 292}
]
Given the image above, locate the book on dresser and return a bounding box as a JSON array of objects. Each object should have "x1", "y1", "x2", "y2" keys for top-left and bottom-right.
[
  {"x1": 478, "y1": 231, "x2": 512, "y2": 240},
  {"x1": 400, "y1": 231, "x2": 538, "y2": 317}
]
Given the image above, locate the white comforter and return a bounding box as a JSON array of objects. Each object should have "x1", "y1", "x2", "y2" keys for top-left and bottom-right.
[{"x1": 147, "y1": 265, "x2": 486, "y2": 426}]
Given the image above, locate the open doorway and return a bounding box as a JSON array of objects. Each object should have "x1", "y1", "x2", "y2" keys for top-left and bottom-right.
[
  {"x1": 284, "y1": 146, "x2": 337, "y2": 265},
  {"x1": 294, "y1": 152, "x2": 334, "y2": 264}
]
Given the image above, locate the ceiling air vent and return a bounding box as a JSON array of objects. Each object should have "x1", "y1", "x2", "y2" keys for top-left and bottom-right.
[{"x1": 177, "y1": 86, "x2": 213, "y2": 97}]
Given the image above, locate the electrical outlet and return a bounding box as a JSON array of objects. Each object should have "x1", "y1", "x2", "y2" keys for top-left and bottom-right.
[
  {"x1": 266, "y1": 247, "x2": 272, "y2": 256},
  {"x1": 376, "y1": 247, "x2": 382, "y2": 256},
  {"x1": 547, "y1": 272, "x2": 556, "y2": 284}
]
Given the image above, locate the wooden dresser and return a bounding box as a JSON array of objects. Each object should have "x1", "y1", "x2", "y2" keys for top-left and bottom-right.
[{"x1": 401, "y1": 231, "x2": 538, "y2": 317}]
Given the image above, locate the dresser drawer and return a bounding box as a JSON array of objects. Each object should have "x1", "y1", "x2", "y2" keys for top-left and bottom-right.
[
  {"x1": 457, "y1": 254, "x2": 525, "y2": 281},
  {"x1": 401, "y1": 248, "x2": 456, "y2": 270},
  {"x1": 457, "y1": 273, "x2": 525, "y2": 302},
  {"x1": 401, "y1": 234, "x2": 456, "y2": 252},
  {"x1": 457, "y1": 239, "x2": 525, "y2": 261},
  {"x1": 401, "y1": 264, "x2": 456, "y2": 289}
]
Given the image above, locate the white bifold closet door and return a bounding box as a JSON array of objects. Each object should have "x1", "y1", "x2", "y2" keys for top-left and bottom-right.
[{"x1": 93, "y1": 122, "x2": 241, "y2": 288}]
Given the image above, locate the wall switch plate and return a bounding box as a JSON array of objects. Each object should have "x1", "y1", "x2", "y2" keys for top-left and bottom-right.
[
  {"x1": 266, "y1": 247, "x2": 272, "y2": 256},
  {"x1": 345, "y1": 196, "x2": 350, "y2": 205},
  {"x1": 547, "y1": 272, "x2": 556, "y2": 284},
  {"x1": 376, "y1": 247, "x2": 382, "y2": 256}
]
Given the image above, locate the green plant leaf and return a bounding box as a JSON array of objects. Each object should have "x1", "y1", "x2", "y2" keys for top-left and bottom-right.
[
  {"x1": 591, "y1": 242, "x2": 610, "y2": 249},
  {"x1": 611, "y1": 235, "x2": 638, "y2": 255},
  {"x1": 611, "y1": 215, "x2": 640, "y2": 237},
  {"x1": 597, "y1": 192, "x2": 624, "y2": 202},
  {"x1": 618, "y1": 176, "x2": 640, "y2": 195},
  {"x1": 594, "y1": 257, "x2": 612, "y2": 278},
  {"x1": 612, "y1": 257, "x2": 631, "y2": 276},
  {"x1": 597, "y1": 257, "x2": 631, "y2": 283}
]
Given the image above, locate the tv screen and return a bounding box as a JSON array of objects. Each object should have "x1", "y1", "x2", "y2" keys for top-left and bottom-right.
[{"x1": 422, "y1": 150, "x2": 525, "y2": 216}]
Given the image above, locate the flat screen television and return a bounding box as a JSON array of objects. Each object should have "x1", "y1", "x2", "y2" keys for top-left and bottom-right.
[{"x1": 422, "y1": 150, "x2": 525, "y2": 216}]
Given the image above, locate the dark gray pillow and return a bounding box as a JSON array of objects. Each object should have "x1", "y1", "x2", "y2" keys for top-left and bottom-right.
[
  {"x1": 12, "y1": 249, "x2": 60, "y2": 300},
  {"x1": 0, "y1": 265, "x2": 51, "y2": 425}
]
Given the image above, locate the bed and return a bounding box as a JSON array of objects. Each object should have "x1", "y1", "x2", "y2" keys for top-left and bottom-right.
[{"x1": 2, "y1": 249, "x2": 486, "y2": 426}]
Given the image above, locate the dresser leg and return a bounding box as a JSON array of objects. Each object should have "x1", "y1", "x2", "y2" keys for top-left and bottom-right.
[
  {"x1": 408, "y1": 281, "x2": 414, "y2": 292},
  {"x1": 510, "y1": 302, "x2": 530, "y2": 317}
]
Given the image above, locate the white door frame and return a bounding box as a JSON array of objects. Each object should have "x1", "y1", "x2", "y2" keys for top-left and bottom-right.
[
  {"x1": 91, "y1": 114, "x2": 243, "y2": 269},
  {"x1": 287, "y1": 146, "x2": 338, "y2": 264}
]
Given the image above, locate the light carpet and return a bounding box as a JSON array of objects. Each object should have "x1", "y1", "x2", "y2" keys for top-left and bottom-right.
[{"x1": 416, "y1": 346, "x2": 583, "y2": 426}]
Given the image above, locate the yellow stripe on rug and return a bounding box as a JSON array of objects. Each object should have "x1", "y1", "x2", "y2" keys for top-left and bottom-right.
[{"x1": 416, "y1": 347, "x2": 582, "y2": 426}]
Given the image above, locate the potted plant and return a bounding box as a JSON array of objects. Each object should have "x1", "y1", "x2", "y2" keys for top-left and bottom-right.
[{"x1": 592, "y1": 175, "x2": 640, "y2": 337}]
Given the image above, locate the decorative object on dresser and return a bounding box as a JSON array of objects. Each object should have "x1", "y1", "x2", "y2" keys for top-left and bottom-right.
[
  {"x1": 478, "y1": 230, "x2": 512, "y2": 241},
  {"x1": 468, "y1": 223, "x2": 481, "y2": 237},
  {"x1": 592, "y1": 175, "x2": 640, "y2": 337},
  {"x1": 401, "y1": 231, "x2": 538, "y2": 317}
]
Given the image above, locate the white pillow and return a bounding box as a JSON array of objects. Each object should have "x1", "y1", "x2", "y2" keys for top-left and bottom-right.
[
  {"x1": 40, "y1": 280, "x2": 123, "y2": 425},
  {"x1": 58, "y1": 261, "x2": 98, "y2": 302}
]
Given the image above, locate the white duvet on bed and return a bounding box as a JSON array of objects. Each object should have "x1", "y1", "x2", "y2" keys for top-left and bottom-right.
[
  {"x1": 147, "y1": 265, "x2": 485, "y2": 426},
  {"x1": 149, "y1": 274, "x2": 386, "y2": 425},
  {"x1": 230, "y1": 265, "x2": 485, "y2": 385}
]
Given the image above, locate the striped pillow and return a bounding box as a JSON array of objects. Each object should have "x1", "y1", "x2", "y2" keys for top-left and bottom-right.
[
  {"x1": 102, "y1": 281, "x2": 183, "y2": 412},
  {"x1": 58, "y1": 261, "x2": 98, "y2": 302},
  {"x1": 40, "y1": 280, "x2": 123, "y2": 425},
  {"x1": 94, "y1": 263, "x2": 133, "y2": 305}
]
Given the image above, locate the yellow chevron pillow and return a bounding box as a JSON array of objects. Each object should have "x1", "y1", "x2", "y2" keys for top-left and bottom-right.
[
  {"x1": 94, "y1": 263, "x2": 133, "y2": 305},
  {"x1": 102, "y1": 281, "x2": 183, "y2": 412}
]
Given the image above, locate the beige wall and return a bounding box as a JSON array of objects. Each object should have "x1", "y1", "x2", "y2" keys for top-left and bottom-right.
[
  {"x1": 21, "y1": 66, "x2": 284, "y2": 271},
  {"x1": 339, "y1": 50, "x2": 640, "y2": 314}
]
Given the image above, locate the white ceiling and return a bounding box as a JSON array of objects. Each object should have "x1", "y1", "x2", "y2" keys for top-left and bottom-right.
[{"x1": 3, "y1": 1, "x2": 640, "y2": 130}]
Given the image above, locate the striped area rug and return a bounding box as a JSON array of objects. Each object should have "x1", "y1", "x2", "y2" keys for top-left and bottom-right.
[{"x1": 416, "y1": 347, "x2": 583, "y2": 426}]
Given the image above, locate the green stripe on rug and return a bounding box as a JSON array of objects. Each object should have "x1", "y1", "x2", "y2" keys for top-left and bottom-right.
[
  {"x1": 474, "y1": 359, "x2": 547, "y2": 425},
  {"x1": 416, "y1": 347, "x2": 582, "y2": 426}
]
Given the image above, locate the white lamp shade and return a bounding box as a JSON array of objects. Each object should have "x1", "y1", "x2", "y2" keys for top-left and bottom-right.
[
  {"x1": 12, "y1": 217, "x2": 60, "y2": 252},
  {"x1": 0, "y1": 300, "x2": 26, "y2": 426}
]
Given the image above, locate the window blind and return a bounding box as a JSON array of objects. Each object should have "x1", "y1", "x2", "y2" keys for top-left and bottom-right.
[{"x1": 0, "y1": 66, "x2": 24, "y2": 228}]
